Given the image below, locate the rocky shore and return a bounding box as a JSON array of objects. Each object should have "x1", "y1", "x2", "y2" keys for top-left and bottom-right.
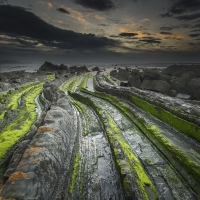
[
  {"x1": 110, "y1": 64, "x2": 200, "y2": 100},
  {"x1": 0, "y1": 62, "x2": 200, "y2": 200}
]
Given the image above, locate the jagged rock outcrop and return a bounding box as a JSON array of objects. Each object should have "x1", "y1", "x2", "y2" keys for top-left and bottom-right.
[
  {"x1": 77, "y1": 65, "x2": 89, "y2": 73},
  {"x1": 39, "y1": 61, "x2": 62, "y2": 71},
  {"x1": 43, "y1": 81, "x2": 65, "y2": 103},
  {"x1": 91, "y1": 66, "x2": 100, "y2": 71}
]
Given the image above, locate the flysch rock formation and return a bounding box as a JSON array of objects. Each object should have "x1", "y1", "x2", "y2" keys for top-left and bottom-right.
[
  {"x1": 0, "y1": 82, "x2": 80, "y2": 200},
  {"x1": 0, "y1": 63, "x2": 200, "y2": 200}
]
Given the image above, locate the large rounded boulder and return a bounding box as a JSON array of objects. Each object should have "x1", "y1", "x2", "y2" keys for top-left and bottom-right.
[{"x1": 141, "y1": 80, "x2": 170, "y2": 94}]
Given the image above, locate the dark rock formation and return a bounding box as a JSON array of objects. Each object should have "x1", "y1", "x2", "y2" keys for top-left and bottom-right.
[
  {"x1": 141, "y1": 69, "x2": 171, "y2": 84},
  {"x1": 69, "y1": 65, "x2": 78, "y2": 73},
  {"x1": 141, "y1": 80, "x2": 170, "y2": 94},
  {"x1": 128, "y1": 74, "x2": 142, "y2": 88},
  {"x1": 120, "y1": 81, "x2": 129, "y2": 87},
  {"x1": 117, "y1": 68, "x2": 129, "y2": 81},
  {"x1": 43, "y1": 82, "x2": 65, "y2": 103},
  {"x1": 109, "y1": 65, "x2": 200, "y2": 100},
  {"x1": 162, "y1": 64, "x2": 200, "y2": 76},
  {"x1": 110, "y1": 70, "x2": 118, "y2": 79},
  {"x1": 187, "y1": 78, "x2": 200, "y2": 100},
  {"x1": 91, "y1": 66, "x2": 100, "y2": 71},
  {"x1": 38, "y1": 62, "x2": 88, "y2": 74},
  {"x1": 39, "y1": 61, "x2": 61, "y2": 71},
  {"x1": 168, "y1": 90, "x2": 177, "y2": 97},
  {"x1": 170, "y1": 71, "x2": 196, "y2": 93},
  {"x1": 0, "y1": 82, "x2": 10, "y2": 91}
]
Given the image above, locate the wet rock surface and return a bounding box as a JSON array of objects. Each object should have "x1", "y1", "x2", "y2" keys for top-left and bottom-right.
[
  {"x1": 1, "y1": 66, "x2": 200, "y2": 200},
  {"x1": 0, "y1": 91, "x2": 79, "y2": 199}
]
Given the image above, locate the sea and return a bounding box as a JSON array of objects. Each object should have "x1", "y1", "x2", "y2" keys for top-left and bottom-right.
[{"x1": 0, "y1": 62, "x2": 195, "y2": 73}]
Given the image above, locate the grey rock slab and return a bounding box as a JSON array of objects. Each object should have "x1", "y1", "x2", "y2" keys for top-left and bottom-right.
[{"x1": 1, "y1": 96, "x2": 78, "y2": 200}]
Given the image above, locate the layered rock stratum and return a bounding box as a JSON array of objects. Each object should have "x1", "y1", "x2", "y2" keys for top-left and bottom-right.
[{"x1": 0, "y1": 62, "x2": 200, "y2": 200}]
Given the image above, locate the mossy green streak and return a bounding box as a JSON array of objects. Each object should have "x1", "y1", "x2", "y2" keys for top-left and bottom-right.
[
  {"x1": 0, "y1": 82, "x2": 44, "y2": 162},
  {"x1": 79, "y1": 88, "x2": 200, "y2": 193},
  {"x1": 129, "y1": 94, "x2": 200, "y2": 143},
  {"x1": 70, "y1": 153, "x2": 80, "y2": 194},
  {"x1": 69, "y1": 91, "x2": 159, "y2": 200}
]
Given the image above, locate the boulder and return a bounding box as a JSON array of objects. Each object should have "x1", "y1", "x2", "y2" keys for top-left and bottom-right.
[
  {"x1": 162, "y1": 64, "x2": 200, "y2": 76},
  {"x1": 168, "y1": 90, "x2": 177, "y2": 97},
  {"x1": 0, "y1": 82, "x2": 10, "y2": 91},
  {"x1": 170, "y1": 71, "x2": 196, "y2": 93},
  {"x1": 110, "y1": 70, "x2": 118, "y2": 78},
  {"x1": 92, "y1": 66, "x2": 100, "y2": 71},
  {"x1": 118, "y1": 68, "x2": 129, "y2": 81},
  {"x1": 128, "y1": 75, "x2": 142, "y2": 88},
  {"x1": 143, "y1": 70, "x2": 171, "y2": 82},
  {"x1": 12, "y1": 78, "x2": 21, "y2": 84},
  {"x1": 187, "y1": 78, "x2": 200, "y2": 100},
  {"x1": 141, "y1": 80, "x2": 170, "y2": 94}
]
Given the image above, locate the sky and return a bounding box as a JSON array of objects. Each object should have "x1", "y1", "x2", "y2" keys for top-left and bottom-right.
[{"x1": 0, "y1": 0, "x2": 200, "y2": 64}]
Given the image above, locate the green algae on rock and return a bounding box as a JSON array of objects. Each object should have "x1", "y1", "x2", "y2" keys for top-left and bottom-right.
[
  {"x1": 0, "y1": 83, "x2": 44, "y2": 163},
  {"x1": 69, "y1": 91, "x2": 159, "y2": 200},
  {"x1": 70, "y1": 153, "x2": 80, "y2": 194}
]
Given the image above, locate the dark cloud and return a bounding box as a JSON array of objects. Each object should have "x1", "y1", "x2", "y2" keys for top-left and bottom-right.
[
  {"x1": 169, "y1": 0, "x2": 200, "y2": 14},
  {"x1": 119, "y1": 32, "x2": 138, "y2": 37},
  {"x1": 160, "y1": 24, "x2": 191, "y2": 31},
  {"x1": 193, "y1": 23, "x2": 200, "y2": 28},
  {"x1": 160, "y1": 26, "x2": 174, "y2": 31},
  {"x1": 74, "y1": 0, "x2": 114, "y2": 11},
  {"x1": 139, "y1": 37, "x2": 161, "y2": 45},
  {"x1": 188, "y1": 42, "x2": 200, "y2": 46},
  {"x1": 99, "y1": 24, "x2": 108, "y2": 26},
  {"x1": 0, "y1": 0, "x2": 7, "y2": 4},
  {"x1": 189, "y1": 33, "x2": 200, "y2": 37},
  {"x1": 176, "y1": 13, "x2": 200, "y2": 21},
  {"x1": 160, "y1": 32, "x2": 173, "y2": 35},
  {"x1": 56, "y1": 8, "x2": 70, "y2": 14},
  {"x1": 159, "y1": 12, "x2": 173, "y2": 18},
  {"x1": 191, "y1": 29, "x2": 200, "y2": 32},
  {"x1": 0, "y1": 5, "x2": 117, "y2": 51}
]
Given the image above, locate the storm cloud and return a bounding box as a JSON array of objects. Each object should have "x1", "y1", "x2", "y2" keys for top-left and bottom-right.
[
  {"x1": 176, "y1": 13, "x2": 200, "y2": 21},
  {"x1": 169, "y1": 0, "x2": 200, "y2": 14},
  {"x1": 0, "y1": 5, "x2": 117, "y2": 50},
  {"x1": 74, "y1": 0, "x2": 114, "y2": 11},
  {"x1": 119, "y1": 32, "x2": 138, "y2": 37},
  {"x1": 139, "y1": 37, "x2": 161, "y2": 45},
  {"x1": 57, "y1": 8, "x2": 70, "y2": 14}
]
